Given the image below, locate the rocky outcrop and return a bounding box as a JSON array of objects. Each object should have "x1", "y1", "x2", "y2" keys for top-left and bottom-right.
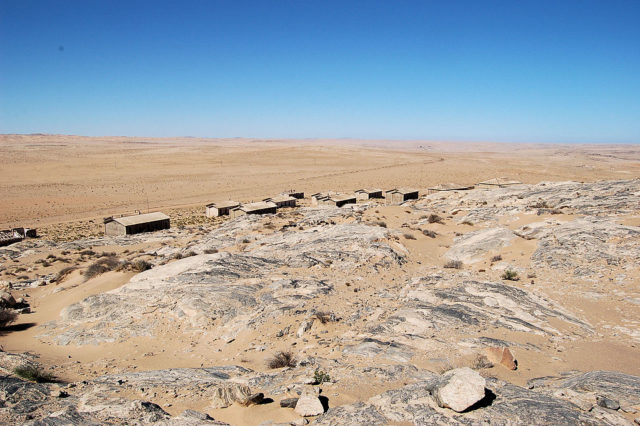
[{"x1": 445, "y1": 227, "x2": 516, "y2": 264}]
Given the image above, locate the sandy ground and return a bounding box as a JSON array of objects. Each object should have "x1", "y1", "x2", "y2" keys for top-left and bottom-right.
[
  {"x1": 1, "y1": 134, "x2": 639, "y2": 424},
  {"x1": 2, "y1": 134, "x2": 639, "y2": 230}
]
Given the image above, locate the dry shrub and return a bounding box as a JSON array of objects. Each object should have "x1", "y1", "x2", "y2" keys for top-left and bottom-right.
[
  {"x1": 132, "y1": 259, "x2": 152, "y2": 272},
  {"x1": 422, "y1": 229, "x2": 437, "y2": 238},
  {"x1": 403, "y1": 233, "x2": 416, "y2": 240},
  {"x1": 55, "y1": 266, "x2": 77, "y2": 282},
  {"x1": 427, "y1": 214, "x2": 444, "y2": 224},
  {"x1": 471, "y1": 354, "x2": 494, "y2": 369},
  {"x1": 84, "y1": 256, "x2": 120, "y2": 279},
  {"x1": 267, "y1": 351, "x2": 297, "y2": 369},
  {"x1": 0, "y1": 308, "x2": 18, "y2": 328},
  {"x1": 204, "y1": 248, "x2": 218, "y2": 254},
  {"x1": 314, "y1": 311, "x2": 337, "y2": 324},
  {"x1": 444, "y1": 260, "x2": 463, "y2": 269},
  {"x1": 491, "y1": 255, "x2": 502, "y2": 262}
]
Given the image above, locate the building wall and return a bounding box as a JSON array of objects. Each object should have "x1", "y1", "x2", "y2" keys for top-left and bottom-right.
[
  {"x1": 124, "y1": 219, "x2": 170, "y2": 235},
  {"x1": 105, "y1": 221, "x2": 127, "y2": 236}
]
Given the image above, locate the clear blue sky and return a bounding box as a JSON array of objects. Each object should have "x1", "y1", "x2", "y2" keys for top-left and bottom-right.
[{"x1": 1, "y1": 0, "x2": 639, "y2": 143}]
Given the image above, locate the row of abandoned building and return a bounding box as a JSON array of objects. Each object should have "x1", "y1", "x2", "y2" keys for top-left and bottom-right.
[{"x1": 103, "y1": 177, "x2": 522, "y2": 236}]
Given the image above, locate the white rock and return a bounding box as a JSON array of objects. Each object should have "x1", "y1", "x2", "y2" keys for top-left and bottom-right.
[
  {"x1": 433, "y1": 367, "x2": 486, "y2": 412},
  {"x1": 294, "y1": 386, "x2": 324, "y2": 417}
]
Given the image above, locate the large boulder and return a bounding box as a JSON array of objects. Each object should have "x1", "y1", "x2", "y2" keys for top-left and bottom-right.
[
  {"x1": 295, "y1": 386, "x2": 325, "y2": 417},
  {"x1": 432, "y1": 367, "x2": 486, "y2": 412}
]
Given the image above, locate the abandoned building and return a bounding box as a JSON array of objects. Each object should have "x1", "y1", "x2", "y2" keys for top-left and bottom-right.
[
  {"x1": 0, "y1": 227, "x2": 37, "y2": 247},
  {"x1": 355, "y1": 188, "x2": 384, "y2": 200},
  {"x1": 311, "y1": 193, "x2": 357, "y2": 207},
  {"x1": 205, "y1": 201, "x2": 240, "y2": 217},
  {"x1": 281, "y1": 190, "x2": 305, "y2": 199},
  {"x1": 104, "y1": 212, "x2": 170, "y2": 236},
  {"x1": 427, "y1": 183, "x2": 475, "y2": 194},
  {"x1": 385, "y1": 188, "x2": 419, "y2": 204},
  {"x1": 478, "y1": 177, "x2": 523, "y2": 188},
  {"x1": 264, "y1": 195, "x2": 297, "y2": 208},
  {"x1": 230, "y1": 201, "x2": 278, "y2": 218}
]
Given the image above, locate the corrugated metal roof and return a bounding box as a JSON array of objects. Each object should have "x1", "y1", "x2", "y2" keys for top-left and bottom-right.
[
  {"x1": 386, "y1": 188, "x2": 418, "y2": 194},
  {"x1": 264, "y1": 195, "x2": 296, "y2": 203},
  {"x1": 355, "y1": 188, "x2": 382, "y2": 194},
  {"x1": 478, "y1": 177, "x2": 522, "y2": 186},
  {"x1": 111, "y1": 212, "x2": 170, "y2": 227},
  {"x1": 237, "y1": 201, "x2": 277, "y2": 212},
  {"x1": 206, "y1": 201, "x2": 240, "y2": 209},
  {"x1": 429, "y1": 183, "x2": 474, "y2": 191}
]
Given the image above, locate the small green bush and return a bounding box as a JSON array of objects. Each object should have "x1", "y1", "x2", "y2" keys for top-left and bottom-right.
[
  {"x1": 313, "y1": 368, "x2": 331, "y2": 384},
  {"x1": 14, "y1": 365, "x2": 55, "y2": 383},
  {"x1": 502, "y1": 269, "x2": 519, "y2": 281}
]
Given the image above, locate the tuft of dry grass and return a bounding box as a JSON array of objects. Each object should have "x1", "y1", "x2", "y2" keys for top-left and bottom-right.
[
  {"x1": 267, "y1": 351, "x2": 297, "y2": 369},
  {"x1": 84, "y1": 256, "x2": 120, "y2": 279},
  {"x1": 491, "y1": 255, "x2": 502, "y2": 262},
  {"x1": 422, "y1": 229, "x2": 437, "y2": 238},
  {"x1": 427, "y1": 214, "x2": 444, "y2": 224},
  {"x1": 55, "y1": 266, "x2": 77, "y2": 282},
  {"x1": 0, "y1": 308, "x2": 18, "y2": 328},
  {"x1": 444, "y1": 260, "x2": 463, "y2": 269},
  {"x1": 403, "y1": 233, "x2": 416, "y2": 240}
]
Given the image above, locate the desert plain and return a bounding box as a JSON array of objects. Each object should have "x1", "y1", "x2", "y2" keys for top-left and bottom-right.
[{"x1": 1, "y1": 134, "x2": 640, "y2": 425}]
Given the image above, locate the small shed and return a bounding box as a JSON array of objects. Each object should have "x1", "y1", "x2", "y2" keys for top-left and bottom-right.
[
  {"x1": 427, "y1": 183, "x2": 475, "y2": 194},
  {"x1": 478, "y1": 178, "x2": 523, "y2": 188},
  {"x1": 385, "y1": 188, "x2": 419, "y2": 204},
  {"x1": 264, "y1": 195, "x2": 297, "y2": 208},
  {"x1": 206, "y1": 201, "x2": 240, "y2": 217},
  {"x1": 355, "y1": 188, "x2": 384, "y2": 200},
  {"x1": 281, "y1": 190, "x2": 305, "y2": 199},
  {"x1": 104, "y1": 212, "x2": 170, "y2": 236},
  {"x1": 230, "y1": 201, "x2": 278, "y2": 218},
  {"x1": 311, "y1": 193, "x2": 356, "y2": 207}
]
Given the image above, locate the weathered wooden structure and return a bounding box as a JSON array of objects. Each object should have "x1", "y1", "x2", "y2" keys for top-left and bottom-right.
[
  {"x1": 230, "y1": 201, "x2": 278, "y2": 218},
  {"x1": 104, "y1": 212, "x2": 170, "y2": 236},
  {"x1": 0, "y1": 227, "x2": 37, "y2": 246},
  {"x1": 205, "y1": 201, "x2": 240, "y2": 217},
  {"x1": 478, "y1": 178, "x2": 523, "y2": 188},
  {"x1": 281, "y1": 190, "x2": 305, "y2": 199},
  {"x1": 355, "y1": 188, "x2": 384, "y2": 200},
  {"x1": 385, "y1": 188, "x2": 419, "y2": 204},
  {"x1": 264, "y1": 195, "x2": 297, "y2": 208},
  {"x1": 311, "y1": 193, "x2": 357, "y2": 207},
  {"x1": 427, "y1": 183, "x2": 475, "y2": 194}
]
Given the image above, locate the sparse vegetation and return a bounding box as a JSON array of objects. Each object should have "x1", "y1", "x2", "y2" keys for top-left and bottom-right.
[
  {"x1": 79, "y1": 250, "x2": 96, "y2": 256},
  {"x1": 444, "y1": 260, "x2": 463, "y2": 269},
  {"x1": 313, "y1": 368, "x2": 331, "y2": 384},
  {"x1": 403, "y1": 233, "x2": 416, "y2": 240},
  {"x1": 422, "y1": 229, "x2": 437, "y2": 238},
  {"x1": 427, "y1": 214, "x2": 444, "y2": 224},
  {"x1": 461, "y1": 220, "x2": 474, "y2": 226},
  {"x1": 314, "y1": 311, "x2": 337, "y2": 324},
  {"x1": 375, "y1": 221, "x2": 387, "y2": 228},
  {"x1": 502, "y1": 269, "x2": 519, "y2": 281},
  {"x1": 471, "y1": 354, "x2": 494, "y2": 369},
  {"x1": 267, "y1": 351, "x2": 297, "y2": 369},
  {"x1": 55, "y1": 266, "x2": 77, "y2": 282},
  {"x1": 172, "y1": 253, "x2": 183, "y2": 260},
  {"x1": 132, "y1": 259, "x2": 152, "y2": 272},
  {"x1": 491, "y1": 255, "x2": 502, "y2": 262},
  {"x1": 204, "y1": 248, "x2": 218, "y2": 254},
  {"x1": 0, "y1": 308, "x2": 18, "y2": 328},
  {"x1": 13, "y1": 365, "x2": 55, "y2": 383},
  {"x1": 84, "y1": 256, "x2": 120, "y2": 279}
]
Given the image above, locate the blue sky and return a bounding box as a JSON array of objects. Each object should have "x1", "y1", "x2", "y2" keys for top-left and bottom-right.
[{"x1": 1, "y1": 0, "x2": 639, "y2": 142}]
